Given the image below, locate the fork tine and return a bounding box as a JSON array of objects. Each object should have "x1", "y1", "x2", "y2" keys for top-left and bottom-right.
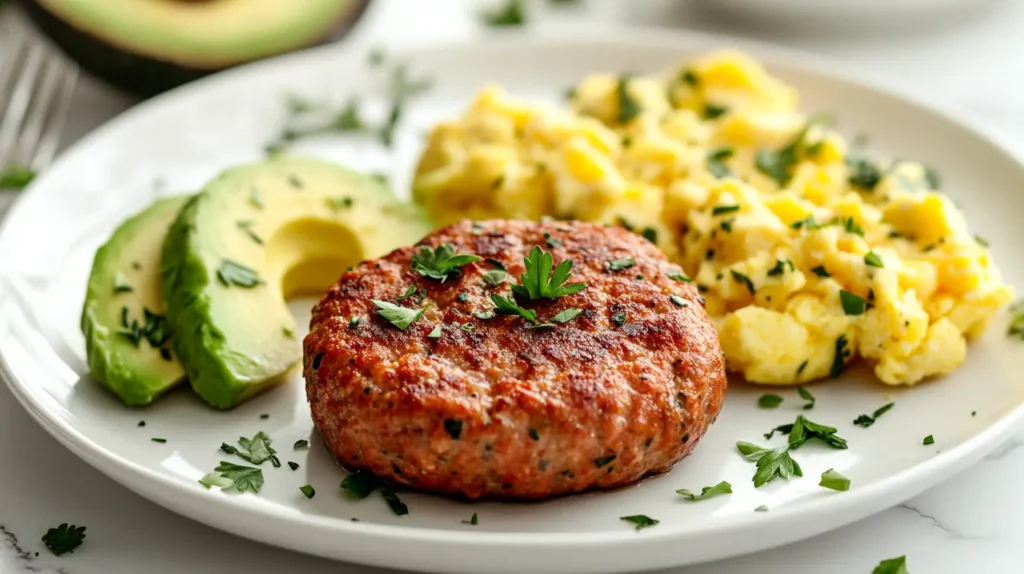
[
  {"x1": 0, "y1": 43, "x2": 45, "y2": 164},
  {"x1": 0, "y1": 31, "x2": 28, "y2": 114},
  {"x1": 16, "y1": 55, "x2": 63, "y2": 167},
  {"x1": 33, "y1": 64, "x2": 77, "y2": 168}
]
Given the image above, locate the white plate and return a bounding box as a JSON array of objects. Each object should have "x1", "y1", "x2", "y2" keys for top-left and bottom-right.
[{"x1": 2, "y1": 30, "x2": 1023, "y2": 574}]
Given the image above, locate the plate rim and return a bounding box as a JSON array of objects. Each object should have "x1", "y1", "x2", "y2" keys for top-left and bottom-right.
[{"x1": 2, "y1": 24, "x2": 1022, "y2": 555}]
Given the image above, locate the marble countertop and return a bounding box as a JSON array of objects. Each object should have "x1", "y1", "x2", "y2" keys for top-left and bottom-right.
[{"x1": 2, "y1": 1, "x2": 1023, "y2": 572}]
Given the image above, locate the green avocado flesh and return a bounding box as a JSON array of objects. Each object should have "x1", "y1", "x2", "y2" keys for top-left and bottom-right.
[
  {"x1": 35, "y1": 0, "x2": 360, "y2": 67},
  {"x1": 162, "y1": 155, "x2": 432, "y2": 409},
  {"x1": 81, "y1": 196, "x2": 189, "y2": 406}
]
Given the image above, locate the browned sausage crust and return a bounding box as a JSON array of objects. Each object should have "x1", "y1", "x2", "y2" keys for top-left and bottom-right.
[{"x1": 304, "y1": 219, "x2": 727, "y2": 500}]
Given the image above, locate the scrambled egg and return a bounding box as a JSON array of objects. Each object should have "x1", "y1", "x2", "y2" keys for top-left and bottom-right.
[{"x1": 412, "y1": 50, "x2": 1014, "y2": 386}]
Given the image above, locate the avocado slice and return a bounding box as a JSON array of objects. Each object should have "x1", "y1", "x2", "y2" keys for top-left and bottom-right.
[
  {"x1": 23, "y1": 0, "x2": 371, "y2": 96},
  {"x1": 81, "y1": 195, "x2": 189, "y2": 406},
  {"x1": 162, "y1": 155, "x2": 432, "y2": 409}
]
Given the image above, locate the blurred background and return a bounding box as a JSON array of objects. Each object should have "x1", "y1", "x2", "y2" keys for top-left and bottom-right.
[{"x1": 1, "y1": 0, "x2": 1022, "y2": 208}]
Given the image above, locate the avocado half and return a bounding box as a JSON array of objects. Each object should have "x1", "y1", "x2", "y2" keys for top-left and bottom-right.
[
  {"x1": 23, "y1": 0, "x2": 372, "y2": 97},
  {"x1": 162, "y1": 155, "x2": 432, "y2": 409}
]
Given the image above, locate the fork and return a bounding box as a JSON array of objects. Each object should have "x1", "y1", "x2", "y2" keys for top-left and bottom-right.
[{"x1": 0, "y1": 12, "x2": 77, "y2": 194}]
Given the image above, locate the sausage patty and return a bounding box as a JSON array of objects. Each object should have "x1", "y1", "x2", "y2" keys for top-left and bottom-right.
[{"x1": 304, "y1": 219, "x2": 727, "y2": 500}]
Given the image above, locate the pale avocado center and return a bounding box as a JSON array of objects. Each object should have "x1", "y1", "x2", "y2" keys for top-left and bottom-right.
[{"x1": 264, "y1": 219, "x2": 364, "y2": 299}]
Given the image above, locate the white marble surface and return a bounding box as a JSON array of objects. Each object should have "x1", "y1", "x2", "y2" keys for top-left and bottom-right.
[{"x1": 2, "y1": 0, "x2": 1024, "y2": 572}]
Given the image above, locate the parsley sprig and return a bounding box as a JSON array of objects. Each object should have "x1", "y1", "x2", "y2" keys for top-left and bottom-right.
[
  {"x1": 411, "y1": 243, "x2": 481, "y2": 281},
  {"x1": 511, "y1": 246, "x2": 586, "y2": 300},
  {"x1": 372, "y1": 300, "x2": 427, "y2": 330},
  {"x1": 736, "y1": 442, "x2": 803, "y2": 487},
  {"x1": 200, "y1": 462, "x2": 264, "y2": 493},
  {"x1": 220, "y1": 431, "x2": 281, "y2": 467}
]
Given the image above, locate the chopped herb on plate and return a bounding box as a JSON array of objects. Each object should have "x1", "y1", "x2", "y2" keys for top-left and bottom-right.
[
  {"x1": 853, "y1": 402, "x2": 895, "y2": 428},
  {"x1": 411, "y1": 243, "x2": 481, "y2": 281},
  {"x1": 372, "y1": 300, "x2": 427, "y2": 330},
  {"x1": 620, "y1": 515, "x2": 659, "y2": 530},
  {"x1": 758, "y1": 394, "x2": 783, "y2": 409},
  {"x1": 676, "y1": 480, "x2": 732, "y2": 501}
]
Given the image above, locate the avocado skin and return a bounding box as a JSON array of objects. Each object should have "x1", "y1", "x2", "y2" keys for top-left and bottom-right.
[
  {"x1": 161, "y1": 192, "x2": 263, "y2": 410},
  {"x1": 22, "y1": 0, "x2": 372, "y2": 98},
  {"x1": 81, "y1": 196, "x2": 189, "y2": 406}
]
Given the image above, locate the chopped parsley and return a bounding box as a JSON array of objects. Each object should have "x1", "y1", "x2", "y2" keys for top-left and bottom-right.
[
  {"x1": 735, "y1": 442, "x2": 802, "y2": 487},
  {"x1": 720, "y1": 219, "x2": 734, "y2": 233},
  {"x1": 249, "y1": 187, "x2": 263, "y2": 209},
  {"x1": 846, "y1": 157, "x2": 882, "y2": 190},
  {"x1": 667, "y1": 272, "x2": 691, "y2": 282},
  {"x1": 606, "y1": 256, "x2": 636, "y2": 272},
  {"x1": 206, "y1": 461, "x2": 264, "y2": 493},
  {"x1": 491, "y1": 294, "x2": 547, "y2": 327},
  {"x1": 282, "y1": 327, "x2": 294, "y2": 338},
  {"x1": 1009, "y1": 300, "x2": 1024, "y2": 339},
  {"x1": 797, "y1": 386, "x2": 816, "y2": 410},
  {"x1": 730, "y1": 270, "x2": 755, "y2": 295},
  {"x1": 511, "y1": 246, "x2": 586, "y2": 300},
  {"x1": 326, "y1": 196, "x2": 354, "y2": 212},
  {"x1": 217, "y1": 259, "x2": 262, "y2": 288},
  {"x1": 819, "y1": 468, "x2": 850, "y2": 491},
  {"x1": 707, "y1": 147, "x2": 733, "y2": 178},
  {"x1": 444, "y1": 419, "x2": 463, "y2": 439},
  {"x1": 341, "y1": 470, "x2": 408, "y2": 516},
  {"x1": 864, "y1": 251, "x2": 884, "y2": 268},
  {"x1": 767, "y1": 259, "x2": 793, "y2": 277},
  {"x1": 811, "y1": 265, "x2": 830, "y2": 278},
  {"x1": 294, "y1": 439, "x2": 310, "y2": 449},
  {"x1": 843, "y1": 217, "x2": 865, "y2": 236},
  {"x1": 923, "y1": 434, "x2": 935, "y2": 445},
  {"x1": 137, "y1": 420, "x2": 146, "y2": 427},
  {"x1": 300, "y1": 485, "x2": 316, "y2": 499},
  {"x1": 428, "y1": 324, "x2": 442, "y2": 339},
  {"x1": 462, "y1": 513, "x2": 479, "y2": 525},
  {"x1": 411, "y1": 243, "x2": 481, "y2": 281},
  {"x1": 676, "y1": 480, "x2": 732, "y2": 501},
  {"x1": 151, "y1": 437, "x2": 167, "y2": 444},
  {"x1": 348, "y1": 316, "x2": 361, "y2": 330},
  {"x1": 682, "y1": 69, "x2": 699, "y2": 86},
  {"x1": 41, "y1": 523, "x2": 86, "y2": 556},
  {"x1": 620, "y1": 515, "x2": 659, "y2": 530},
  {"x1": 236, "y1": 220, "x2": 264, "y2": 245},
  {"x1": 924, "y1": 166, "x2": 941, "y2": 190},
  {"x1": 611, "y1": 311, "x2": 627, "y2": 326},
  {"x1": 490, "y1": 175, "x2": 505, "y2": 190},
  {"x1": 0, "y1": 163, "x2": 36, "y2": 190},
  {"x1": 544, "y1": 233, "x2": 563, "y2": 249},
  {"x1": 830, "y1": 334, "x2": 851, "y2": 378},
  {"x1": 372, "y1": 300, "x2": 426, "y2": 331},
  {"x1": 481, "y1": 0, "x2": 525, "y2": 26},
  {"x1": 797, "y1": 360, "x2": 808, "y2": 375},
  {"x1": 974, "y1": 235, "x2": 989, "y2": 248},
  {"x1": 703, "y1": 103, "x2": 728, "y2": 119},
  {"x1": 758, "y1": 394, "x2": 783, "y2": 409},
  {"x1": 482, "y1": 269, "x2": 507, "y2": 285},
  {"x1": 457, "y1": 291, "x2": 470, "y2": 303},
  {"x1": 641, "y1": 227, "x2": 658, "y2": 243},
  {"x1": 853, "y1": 402, "x2": 895, "y2": 428},
  {"x1": 873, "y1": 555, "x2": 909, "y2": 574},
  {"x1": 221, "y1": 431, "x2": 281, "y2": 467},
  {"x1": 288, "y1": 461, "x2": 300, "y2": 471},
  {"x1": 529, "y1": 428, "x2": 541, "y2": 440},
  {"x1": 616, "y1": 76, "x2": 642, "y2": 123},
  {"x1": 669, "y1": 295, "x2": 688, "y2": 308},
  {"x1": 712, "y1": 204, "x2": 740, "y2": 215},
  {"x1": 840, "y1": 290, "x2": 867, "y2": 315},
  {"x1": 788, "y1": 415, "x2": 848, "y2": 449},
  {"x1": 396, "y1": 285, "x2": 417, "y2": 301},
  {"x1": 594, "y1": 454, "x2": 616, "y2": 468},
  {"x1": 551, "y1": 308, "x2": 582, "y2": 324}
]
